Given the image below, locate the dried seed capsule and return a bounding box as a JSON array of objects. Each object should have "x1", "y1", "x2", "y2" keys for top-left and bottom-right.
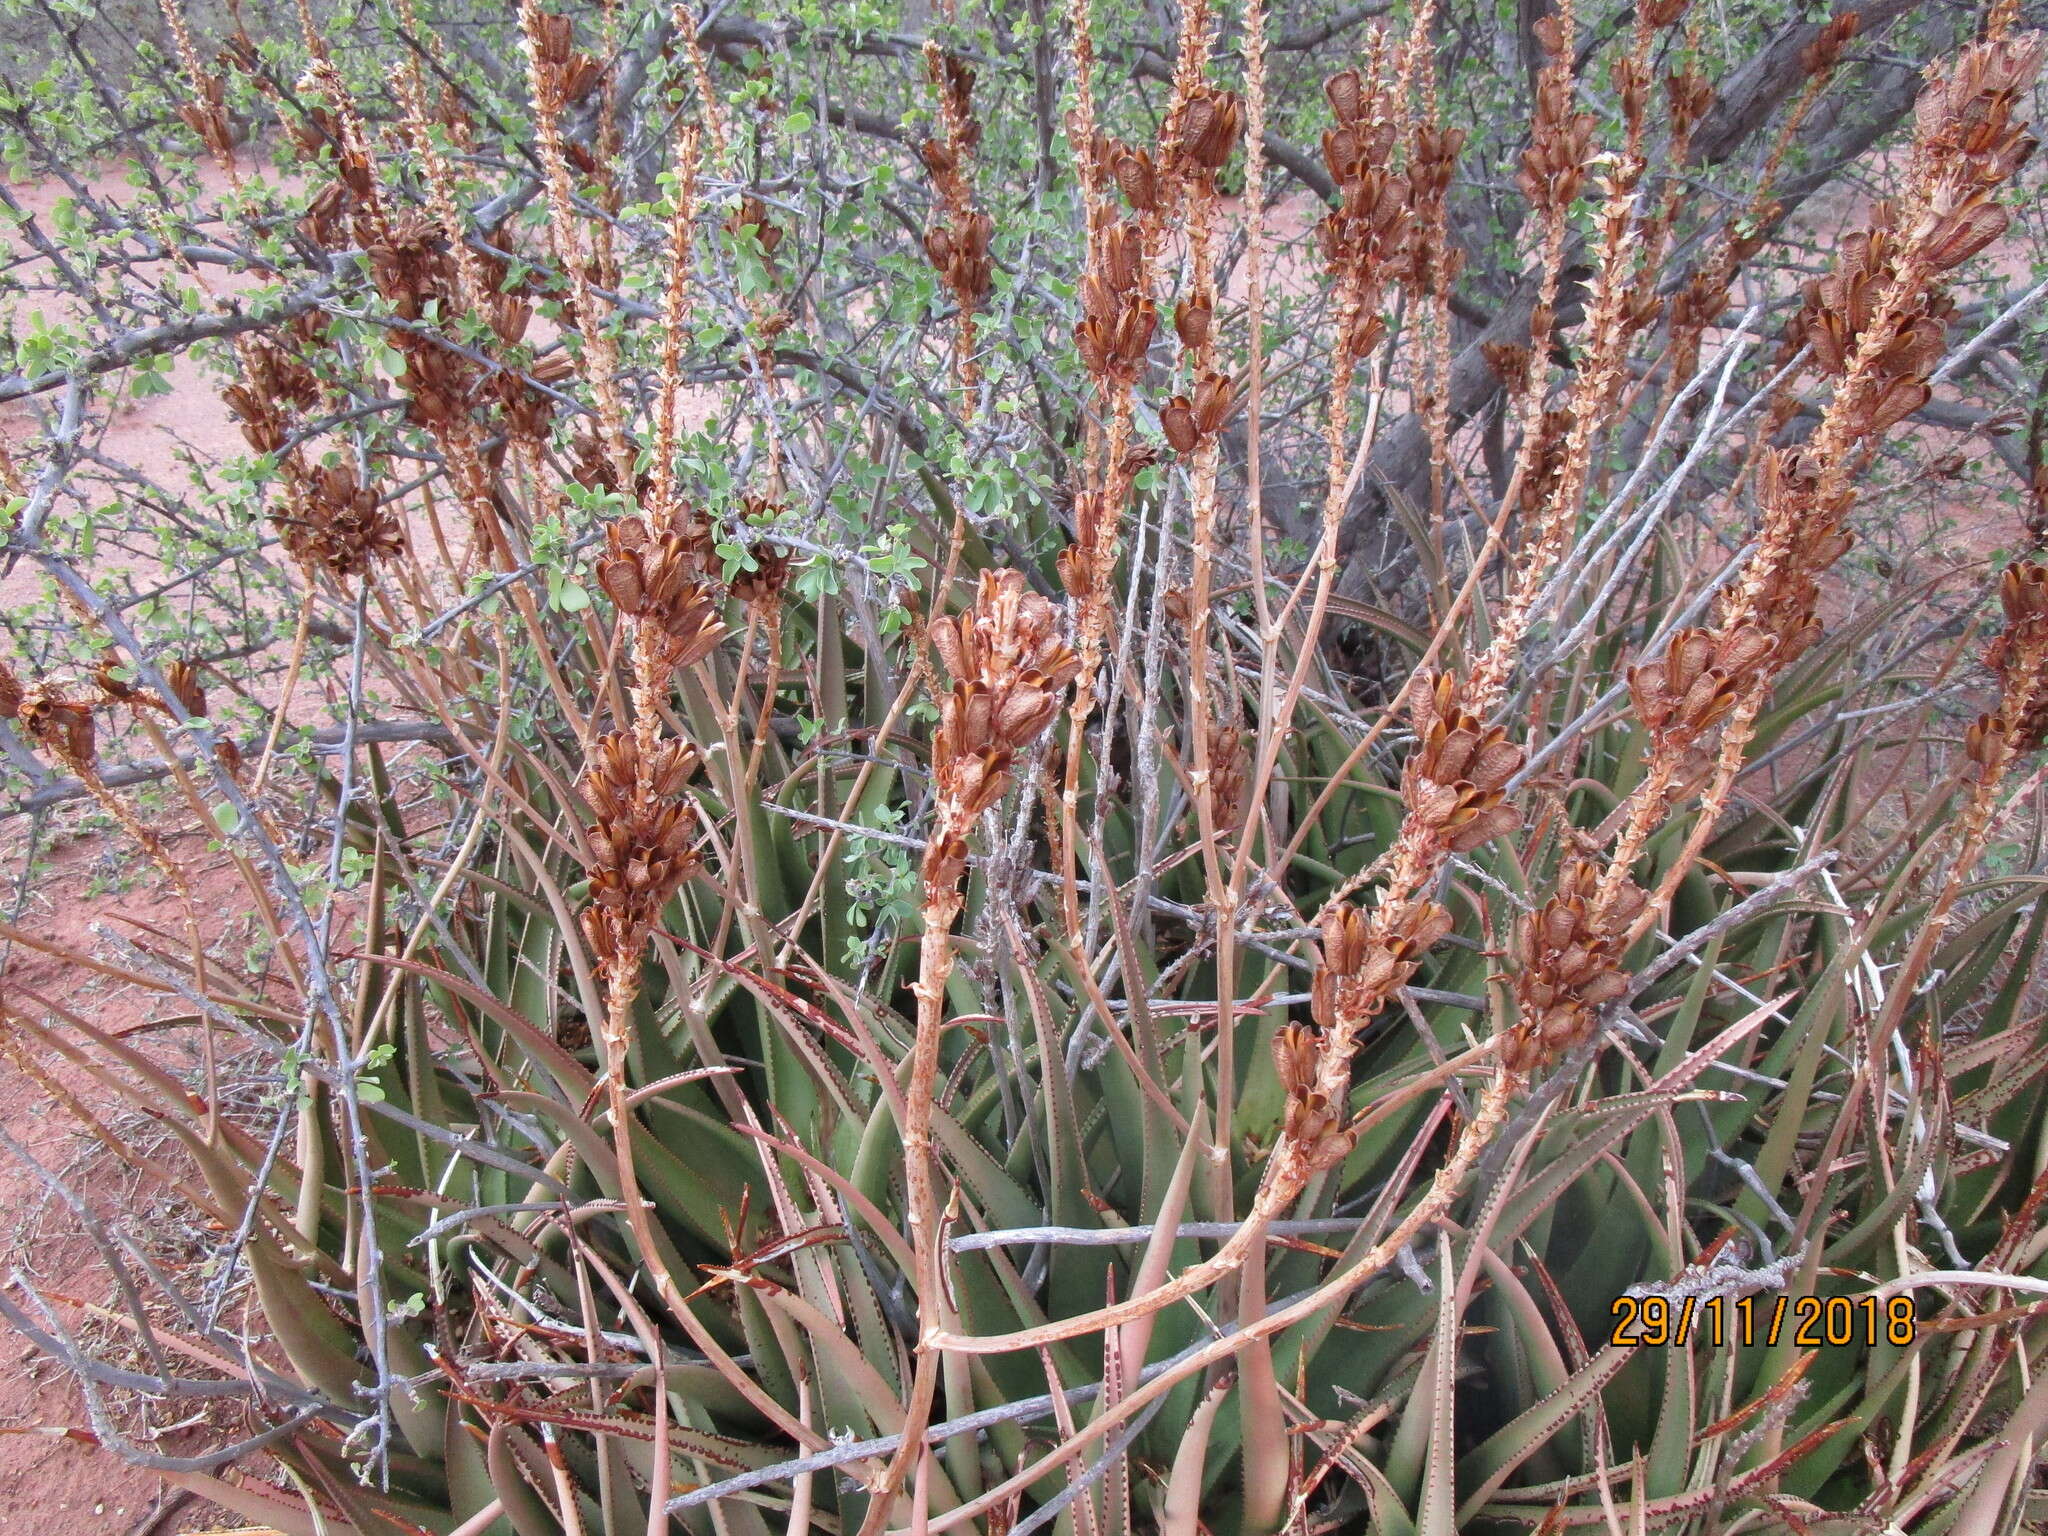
[
  {"x1": 1192, "y1": 372, "x2": 1235, "y2": 434},
  {"x1": 1112, "y1": 145, "x2": 1159, "y2": 211},
  {"x1": 1320, "y1": 905, "x2": 1370, "y2": 975},
  {"x1": 1966, "y1": 712, "x2": 2009, "y2": 766},
  {"x1": 1324, "y1": 69, "x2": 1365, "y2": 125},
  {"x1": 1924, "y1": 192, "x2": 2007, "y2": 270},
  {"x1": 1272, "y1": 1025, "x2": 1319, "y2": 1096},
  {"x1": 2000, "y1": 560, "x2": 2048, "y2": 624},
  {"x1": 1103, "y1": 221, "x2": 1144, "y2": 294},
  {"x1": 19, "y1": 684, "x2": 97, "y2": 766}
]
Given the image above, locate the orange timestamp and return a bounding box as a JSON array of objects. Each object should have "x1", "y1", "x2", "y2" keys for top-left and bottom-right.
[{"x1": 1609, "y1": 1293, "x2": 1918, "y2": 1348}]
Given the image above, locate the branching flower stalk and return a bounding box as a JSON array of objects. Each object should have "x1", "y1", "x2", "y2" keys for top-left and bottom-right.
[
  {"x1": 1506, "y1": 29, "x2": 2046, "y2": 1078},
  {"x1": 1394, "y1": 0, "x2": 1459, "y2": 525},
  {"x1": 887, "y1": 571, "x2": 1076, "y2": 1518},
  {"x1": 1671, "y1": 27, "x2": 2045, "y2": 900},
  {"x1": 1059, "y1": 0, "x2": 1235, "y2": 811},
  {"x1": 1465, "y1": 0, "x2": 1600, "y2": 709},
  {"x1": 918, "y1": 44, "x2": 994, "y2": 402},
  {"x1": 1870, "y1": 561, "x2": 2048, "y2": 1061},
  {"x1": 931, "y1": 22, "x2": 1552, "y2": 1366},
  {"x1": 15, "y1": 5, "x2": 2048, "y2": 1530},
  {"x1": 1661, "y1": 13, "x2": 1860, "y2": 401},
  {"x1": 520, "y1": 0, "x2": 636, "y2": 491},
  {"x1": 930, "y1": 662, "x2": 1529, "y2": 1357}
]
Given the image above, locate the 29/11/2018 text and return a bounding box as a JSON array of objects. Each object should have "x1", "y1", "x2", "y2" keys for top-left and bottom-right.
[{"x1": 1609, "y1": 1293, "x2": 1917, "y2": 1348}]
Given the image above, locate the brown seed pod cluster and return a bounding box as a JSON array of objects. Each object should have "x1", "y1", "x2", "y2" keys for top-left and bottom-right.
[
  {"x1": 579, "y1": 731, "x2": 703, "y2": 965},
  {"x1": 1288, "y1": 896, "x2": 1453, "y2": 1165},
  {"x1": 1914, "y1": 29, "x2": 2041, "y2": 184},
  {"x1": 917, "y1": 49, "x2": 994, "y2": 318},
  {"x1": 258, "y1": 68, "x2": 556, "y2": 572},
  {"x1": 917, "y1": 56, "x2": 984, "y2": 174},
  {"x1": 1205, "y1": 721, "x2": 1249, "y2": 833},
  {"x1": 92, "y1": 656, "x2": 205, "y2": 718},
  {"x1": 921, "y1": 211, "x2": 994, "y2": 313},
  {"x1": 348, "y1": 197, "x2": 510, "y2": 441},
  {"x1": 1089, "y1": 82, "x2": 1243, "y2": 214},
  {"x1": 1054, "y1": 490, "x2": 1113, "y2": 602},
  {"x1": 1503, "y1": 858, "x2": 1647, "y2": 1074},
  {"x1": 729, "y1": 542, "x2": 794, "y2": 608},
  {"x1": 1627, "y1": 625, "x2": 1776, "y2": 743},
  {"x1": 725, "y1": 197, "x2": 785, "y2": 261},
  {"x1": 1159, "y1": 371, "x2": 1237, "y2": 455},
  {"x1": 1401, "y1": 121, "x2": 1467, "y2": 297},
  {"x1": 1517, "y1": 406, "x2": 1576, "y2": 516},
  {"x1": 1984, "y1": 560, "x2": 2048, "y2": 752},
  {"x1": 366, "y1": 210, "x2": 461, "y2": 323},
  {"x1": 91, "y1": 657, "x2": 149, "y2": 711},
  {"x1": 595, "y1": 515, "x2": 728, "y2": 675},
  {"x1": 289, "y1": 55, "x2": 408, "y2": 253},
  {"x1": 1401, "y1": 674, "x2": 1524, "y2": 853},
  {"x1": 1103, "y1": 140, "x2": 1163, "y2": 213},
  {"x1": 1318, "y1": 67, "x2": 1408, "y2": 362},
  {"x1": 1798, "y1": 10, "x2": 1859, "y2": 78},
  {"x1": 1738, "y1": 446, "x2": 1851, "y2": 662},
  {"x1": 161, "y1": 659, "x2": 208, "y2": 718},
  {"x1": 1664, "y1": 215, "x2": 1767, "y2": 390},
  {"x1": 1964, "y1": 711, "x2": 2013, "y2": 774},
  {"x1": 176, "y1": 71, "x2": 241, "y2": 162},
  {"x1": 274, "y1": 462, "x2": 406, "y2": 578},
  {"x1": 1796, "y1": 212, "x2": 1951, "y2": 435},
  {"x1": 287, "y1": 100, "x2": 369, "y2": 204},
  {"x1": 1173, "y1": 85, "x2": 1244, "y2": 182},
  {"x1": 15, "y1": 681, "x2": 97, "y2": 769},
  {"x1": 1272, "y1": 1024, "x2": 1352, "y2": 1172},
  {"x1": 399, "y1": 343, "x2": 487, "y2": 435},
  {"x1": 81, "y1": 658, "x2": 236, "y2": 774},
  {"x1": 222, "y1": 312, "x2": 329, "y2": 465},
  {"x1": 570, "y1": 427, "x2": 653, "y2": 501},
  {"x1": 1664, "y1": 66, "x2": 1716, "y2": 139},
  {"x1": 922, "y1": 571, "x2": 1080, "y2": 903},
  {"x1": 1792, "y1": 34, "x2": 2041, "y2": 449},
  {"x1": 1075, "y1": 220, "x2": 1158, "y2": 385},
  {"x1": 1310, "y1": 901, "x2": 1452, "y2": 1036},
  {"x1": 1482, "y1": 341, "x2": 1534, "y2": 398},
  {"x1": 523, "y1": 7, "x2": 605, "y2": 115},
  {"x1": 496, "y1": 341, "x2": 576, "y2": 444},
  {"x1": 0, "y1": 660, "x2": 23, "y2": 724},
  {"x1": 1518, "y1": 17, "x2": 1597, "y2": 215},
  {"x1": 1172, "y1": 294, "x2": 1213, "y2": 353}
]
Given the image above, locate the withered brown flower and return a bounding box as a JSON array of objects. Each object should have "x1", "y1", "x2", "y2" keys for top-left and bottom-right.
[
  {"x1": 18, "y1": 682, "x2": 96, "y2": 767},
  {"x1": 1504, "y1": 858, "x2": 1647, "y2": 1073},
  {"x1": 596, "y1": 515, "x2": 727, "y2": 671},
  {"x1": 1401, "y1": 674, "x2": 1524, "y2": 853},
  {"x1": 579, "y1": 730, "x2": 703, "y2": 961}
]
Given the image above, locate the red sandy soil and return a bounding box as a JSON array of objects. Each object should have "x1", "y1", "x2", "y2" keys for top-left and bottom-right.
[
  {"x1": 0, "y1": 827, "x2": 267, "y2": 1533},
  {"x1": 0, "y1": 155, "x2": 290, "y2": 1533}
]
